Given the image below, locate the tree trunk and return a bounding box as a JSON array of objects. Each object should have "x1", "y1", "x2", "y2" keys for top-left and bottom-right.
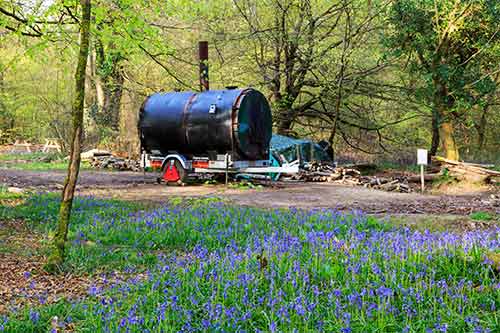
[
  {"x1": 46, "y1": 0, "x2": 91, "y2": 272},
  {"x1": 94, "y1": 65, "x2": 123, "y2": 132},
  {"x1": 94, "y1": 39, "x2": 123, "y2": 132},
  {"x1": 0, "y1": 66, "x2": 4, "y2": 94},
  {"x1": 432, "y1": 73, "x2": 459, "y2": 161},
  {"x1": 103, "y1": 68, "x2": 123, "y2": 131},
  {"x1": 276, "y1": 115, "x2": 294, "y2": 135},
  {"x1": 475, "y1": 105, "x2": 487, "y2": 153},
  {"x1": 439, "y1": 120, "x2": 458, "y2": 161},
  {"x1": 95, "y1": 75, "x2": 106, "y2": 111},
  {"x1": 94, "y1": 40, "x2": 106, "y2": 111},
  {"x1": 429, "y1": 107, "x2": 440, "y2": 156}
]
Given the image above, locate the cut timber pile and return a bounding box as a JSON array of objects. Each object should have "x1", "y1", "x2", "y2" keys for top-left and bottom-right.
[
  {"x1": 290, "y1": 161, "x2": 412, "y2": 192},
  {"x1": 82, "y1": 150, "x2": 141, "y2": 172},
  {"x1": 432, "y1": 156, "x2": 500, "y2": 183},
  {"x1": 90, "y1": 155, "x2": 141, "y2": 172}
]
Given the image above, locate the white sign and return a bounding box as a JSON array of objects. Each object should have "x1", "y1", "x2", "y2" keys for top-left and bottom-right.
[{"x1": 417, "y1": 149, "x2": 428, "y2": 165}]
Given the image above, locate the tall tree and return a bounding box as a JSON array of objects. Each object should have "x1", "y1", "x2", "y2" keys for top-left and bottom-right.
[
  {"x1": 47, "y1": 0, "x2": 91, "y2": 270},
  {"x1": 233, "y1": 0, "x2": 351, "y2": 135},
  {"x1": 385, "y1": 0, "x2": 500, "y2": 160},
  {"x1": 231, "y1": 0, "x2": 403, "y2": 148}
]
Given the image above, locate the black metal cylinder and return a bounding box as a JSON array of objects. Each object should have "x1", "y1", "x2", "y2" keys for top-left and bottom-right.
[{"x1": 139, "y1": 88, "x2": 272, "y2": 160}]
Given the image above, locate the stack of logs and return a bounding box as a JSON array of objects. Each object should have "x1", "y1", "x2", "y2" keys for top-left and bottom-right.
[
  {"x1": 432, "y1": 156, "x2": 500, "y2": 183},
  {"x1": 292, "y1": 158, "x2": 500, "y2": 192},
  {"x1": 89, "y1": 154, "x2": 141, "y2": 172},
  {"x1": 291, "y1": 162, "x2": 412, "y2": 192}
]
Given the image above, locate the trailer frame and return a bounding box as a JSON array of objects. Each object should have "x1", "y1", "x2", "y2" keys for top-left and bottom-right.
[{"x1": 142, "y1": 151, "x2": 299, "y2": 184}]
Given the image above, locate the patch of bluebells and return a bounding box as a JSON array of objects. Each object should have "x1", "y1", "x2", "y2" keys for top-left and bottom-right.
[
  {"x1": 70, "y1": 203, "x2": 499, "y2": 332},
  {"x1": 2, "y1": 196, "x2": 499, "y2": 332}
]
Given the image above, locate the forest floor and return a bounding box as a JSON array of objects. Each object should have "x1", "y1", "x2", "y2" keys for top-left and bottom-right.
[{"x1": 1, "y1": 168, "x2": 498, "y2": 216}]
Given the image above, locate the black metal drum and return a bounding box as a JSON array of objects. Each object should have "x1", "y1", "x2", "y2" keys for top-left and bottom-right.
[{"x1": 139, "y1": 88, "x2": 272, "y2": 160}]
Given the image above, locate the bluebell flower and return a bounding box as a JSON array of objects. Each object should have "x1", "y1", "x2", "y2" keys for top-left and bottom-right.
[{"x1": 29, "y1": 310, "x2": 40, "y2": 323}]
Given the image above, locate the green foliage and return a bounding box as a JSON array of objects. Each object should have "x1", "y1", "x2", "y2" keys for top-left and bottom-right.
[
  {"x1": 432, "y1": 168, "x2": 458, "y2": 186},
  {"x1": 385, "y1": 1, "x2": 500, "y2": 124},
  {"x1": 1, "y1": 0, "x2": 500, "y2": 163},
  {"x1": 470, "y1": 211, "x2": 494, "y2": 222},
  {"x1": 228, "y1": 181, "x2": 264, "y2": 190}
]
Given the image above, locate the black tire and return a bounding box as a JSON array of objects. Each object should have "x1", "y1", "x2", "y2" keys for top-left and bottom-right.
[{"x1": 162, "y1": 159, "x2": 188, "y2": 184}]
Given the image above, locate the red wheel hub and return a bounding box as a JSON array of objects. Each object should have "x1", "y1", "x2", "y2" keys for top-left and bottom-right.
[{"x1": 163, "y1": 162, "x2": 180, "y2": 182}]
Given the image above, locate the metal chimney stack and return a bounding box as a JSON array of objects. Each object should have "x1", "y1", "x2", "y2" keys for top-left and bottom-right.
[{"x1": 198, "y1": 41, "x2": 209, "y2": 91}]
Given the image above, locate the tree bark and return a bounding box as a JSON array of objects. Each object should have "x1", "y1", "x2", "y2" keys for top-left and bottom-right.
[
  {"x1": 95, "y1": 39, "x2": 123, "y2": 132},
  {"x1": 276, "y1": 113, "x2": 294, "y2": 135},
  {"x1": 432, "y1": 71, "x2": 459, "y2": 161},
  {"x1": 46, "y1": 0, "x2": 91, "y2": 272},
  {"x1": 103, "y1": 67, "x2": 123, "y2": 131},
  {"x1": 474, "y1": 105, "x2": 488, "y2": 152},
  {"x1": 429, "y1": 107, "x2": 440, "y2": 156},
  {"x1": 439, "y1": 120, "x2": 458, "y2": 161}
]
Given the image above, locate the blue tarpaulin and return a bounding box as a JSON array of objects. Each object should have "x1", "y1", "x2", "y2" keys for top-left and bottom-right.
[{"x1": 270, "y1": 134, "x2": 331, "y2": 164}]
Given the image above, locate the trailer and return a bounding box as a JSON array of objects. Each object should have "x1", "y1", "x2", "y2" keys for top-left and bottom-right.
[
  {"x1": 142, "y1": 152, "x2": 299, "y2": 184},
  {"x1": 139, "y1": 88, "x2": 299, "y2": 184}
]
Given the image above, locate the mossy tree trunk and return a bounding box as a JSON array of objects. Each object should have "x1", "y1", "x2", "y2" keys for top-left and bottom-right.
[
  {"x1": 439, "y1": 120, "x2": 458, "y2": 161},
  {"x1": 432, "y1": 74, "x2": 459, "y2": 161},
  {"x1": 94, "y1": 38, "x2": 124, "y2": 132},
  {"x1": 46, "y1": 0, "x2": 91, "y2": 272}
]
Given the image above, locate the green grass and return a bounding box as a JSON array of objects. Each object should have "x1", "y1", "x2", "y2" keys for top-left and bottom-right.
[
  {"x1": 386, "y1": 213, "x2": 499, "y2": 233},
  {"x1": 0, "y1": 193, "x2": 382, "y2": 273},
  {"x1": 0, "y1": 160, "x2": 91, "y2": 171},
  {"x1": 0, "y1": 186, "x2": 24, "y2": 200},
  {"x1": 0, "y1": 152, "x2": 90, "y2": 171},
  {"x1": 0, "y1": 152, "x2": 50, "y2": 161},
  {"x1": 470, "y1": 211, "x2": 495, "y2": 222}
]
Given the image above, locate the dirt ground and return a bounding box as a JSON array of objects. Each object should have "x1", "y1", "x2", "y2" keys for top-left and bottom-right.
[{"x1": 1, "y1": 168, "x2": 498, "y2": 215}]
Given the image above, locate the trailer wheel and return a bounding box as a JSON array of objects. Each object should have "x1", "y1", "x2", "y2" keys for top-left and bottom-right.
[{"x1": 162, "y1": 159, "x2": 187, "y2": 184}]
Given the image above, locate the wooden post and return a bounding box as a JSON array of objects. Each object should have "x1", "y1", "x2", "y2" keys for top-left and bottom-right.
[
  {"x1": 417, "y1": 149, "x2": 428, "y2": 194},
  {"x1": 420, "y1": 164, "x2": 425, "y2": 193}
]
